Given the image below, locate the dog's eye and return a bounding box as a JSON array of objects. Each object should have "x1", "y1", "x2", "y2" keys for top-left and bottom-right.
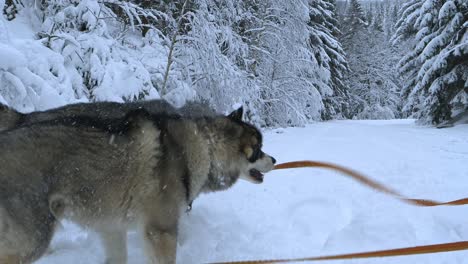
[
  {"x1": 248, "y1": 146, "x2": 262, "y2": 162},
  {"x1": 244, "y1": 147, "x2": 254, "y2": 159}
]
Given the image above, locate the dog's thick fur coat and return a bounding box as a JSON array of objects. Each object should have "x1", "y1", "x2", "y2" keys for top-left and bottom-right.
[{"x1": 0, "y1": 105, "x2": 275, "y2": 264}]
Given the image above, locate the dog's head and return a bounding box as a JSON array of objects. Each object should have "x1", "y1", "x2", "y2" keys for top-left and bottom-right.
[
  {"x1": 230, "y1": 108, "x2": 276, "y2": 184},
  {"x1": 209, "y1": 107, "x2": 276, "y2": 187}
]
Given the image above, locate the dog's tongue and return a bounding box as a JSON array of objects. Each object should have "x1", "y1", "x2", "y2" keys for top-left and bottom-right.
[{"x1": 249, "y1": 169, "x2": 264, "y2": 183}]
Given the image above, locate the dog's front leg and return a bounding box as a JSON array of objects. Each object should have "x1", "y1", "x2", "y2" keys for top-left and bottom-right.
[
  {"x1": 143, "y1": 223, "x2": 177, "y2": 264},
  {"x1": 98, "y1": 228, "x2": 128, "y2": 264}
]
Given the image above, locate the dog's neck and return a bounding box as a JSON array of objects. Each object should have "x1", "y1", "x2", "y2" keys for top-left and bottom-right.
[
  {"x1": 169, "y1": 117, "x2": 242, "y2": 199},
  {"x1": 200, "y1": 118, "x2": 241, "y2": 192}
]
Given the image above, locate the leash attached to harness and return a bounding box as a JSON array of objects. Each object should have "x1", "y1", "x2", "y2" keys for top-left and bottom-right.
[
  {"x1": 207, "y1": 160, "x2": 468, "y2": 264},
  {"x1": 274, "y1": 160, "x2": 468, "y2": 207}
]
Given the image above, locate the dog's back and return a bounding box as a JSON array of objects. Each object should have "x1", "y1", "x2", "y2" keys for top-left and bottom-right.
[{"x1": 0, "y1": 99, "x2": 216, "y2": 132}]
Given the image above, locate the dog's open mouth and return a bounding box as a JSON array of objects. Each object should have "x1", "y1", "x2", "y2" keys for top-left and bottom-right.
[{"x1": 249, "y1": 169, "x2": 264, "y2": 183}]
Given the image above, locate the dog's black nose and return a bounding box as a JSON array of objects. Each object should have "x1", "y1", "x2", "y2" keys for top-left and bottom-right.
[{"x1": 271, "y1": 157, "x2": 277, "y2": 164}]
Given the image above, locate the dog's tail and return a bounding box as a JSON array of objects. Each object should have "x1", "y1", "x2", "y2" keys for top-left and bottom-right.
[{"x1": 0, "y1": 103, "x2": 23, "y2": 131}]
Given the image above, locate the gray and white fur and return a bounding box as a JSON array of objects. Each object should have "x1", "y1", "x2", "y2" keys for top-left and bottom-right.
[{"x1": 0, "y1": 105, "x2": 275, "y2": 264}]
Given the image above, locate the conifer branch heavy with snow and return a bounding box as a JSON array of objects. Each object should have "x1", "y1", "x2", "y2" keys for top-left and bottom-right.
[{"x1": 393, "y1": 0, "x2": 467, "y2": 125}]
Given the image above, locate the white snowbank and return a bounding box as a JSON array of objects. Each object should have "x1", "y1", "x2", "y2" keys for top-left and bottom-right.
[{"x1": 0, "y1": 43, "x2": 27, "y2": 70}]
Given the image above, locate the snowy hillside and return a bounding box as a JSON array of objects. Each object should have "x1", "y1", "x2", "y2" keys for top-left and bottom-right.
[{"x1": 36, "y1": 120, "x2": 468, "y2": 264}]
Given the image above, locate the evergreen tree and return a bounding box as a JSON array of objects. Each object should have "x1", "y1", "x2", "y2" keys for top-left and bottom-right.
[
  {"x1": 309, "y1": 0, "x2": 350, "y2": 119},
  {"x1": 248, "y1": 0, "x2": 326, "y2": 126},
  {"x1": 370, "y1": 3, "x2": 384, "y2": 32},
  {"x1": 393, "y1": 0, "x2": 467, "y2": 124},
  {"x1": 341, "y1": 0, "x2": 367, "y2": 38},
  {"x1": 392, "y1": 0, "x2": 422, "y2": 44},
  {"x1": 166, "y1": 0, "x2": 255, "y2": 111},
  {"x1": 1, "y1": 0, "x2": 356, "y2": 127},
  {"x1": 2, "y1": 0, "x2": 18, "y2": 21},
  {"x1": 339, "y1": 0, "x2": 404, "y2": 119},
  {"x1": 383, "y1": 1, "x2": 400, "y2": 39}
]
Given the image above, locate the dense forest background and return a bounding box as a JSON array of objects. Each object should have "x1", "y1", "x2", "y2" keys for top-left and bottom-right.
[{"x1": 0, "y1": 0, "x2": 466, "y2": 127}]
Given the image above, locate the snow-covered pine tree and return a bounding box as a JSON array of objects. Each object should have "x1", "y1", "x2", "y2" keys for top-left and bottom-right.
[
  {"x1": 383, "y1": 1, "x2": 400, "y2": 40},
  {"x1": 341, "y1": 0, "x2": 367, "y2": 39},
  {"x1": 370, "y1": 2, "x2": 384, "y2": 32},
  {"x1": 243, "y1": 0, "x2": 325, "y2": 127},
  {"x1": 340, "y1": 0, "x2": 403, "y2": 119},
  {"x1": 163, "y1": 0, "x2": 254, "y2": 110},
  {"x1": 110, "y1": 0, "x2": 340, "y2": 126},
  {"x1": 177, "y1": 0, "x2": 332, "y2": 127},
  {"x1": 2, "y1": 0, "x2": 355, "y2": 127},
  {"x1": 309, "y1": 0, "x2": 350, "y2": 120},
  {"x1": 393, "y1": 0, "x2": 467, "y2": 124},
  {"x1": 392, "y1": 0, "x2": 422, "y2": 44},
  {"x1": 3, "y1": 0, "x2": 17, "y2": 21}
]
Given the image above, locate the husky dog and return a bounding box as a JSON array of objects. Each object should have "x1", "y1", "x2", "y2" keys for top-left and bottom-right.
[
  {"x1": 0, "y1": 106, "x2": 276, "y2": 264},
  {"x1": 0, "y1": 99, "x2": 216, "y2": 132}
]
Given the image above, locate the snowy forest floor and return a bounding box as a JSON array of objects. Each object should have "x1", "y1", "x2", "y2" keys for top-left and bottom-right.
[{"x1": 36, "y1": 120, "x2": 468, "y2": 264}]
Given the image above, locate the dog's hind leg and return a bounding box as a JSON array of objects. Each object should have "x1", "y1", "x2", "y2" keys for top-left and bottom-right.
[{"x1": 0, "y1": 200, "x2": 56, "y2": 264}]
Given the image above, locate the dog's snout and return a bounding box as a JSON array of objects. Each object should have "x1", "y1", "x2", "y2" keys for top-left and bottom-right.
[{"x1": 271, "y1": 157, "x2": 276, "y2": 164}]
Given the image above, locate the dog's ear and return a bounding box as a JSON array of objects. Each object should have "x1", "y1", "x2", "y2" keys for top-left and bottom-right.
[{"x1": 228, "y1": 106, "x2": 243, "y2": 121}]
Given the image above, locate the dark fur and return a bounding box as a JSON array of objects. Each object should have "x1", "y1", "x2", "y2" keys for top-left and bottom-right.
[{"x1": 0, "y1": 99, "x2": 216, "y2": 132}]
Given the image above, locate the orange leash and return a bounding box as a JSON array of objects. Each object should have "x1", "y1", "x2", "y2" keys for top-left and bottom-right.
[
  {"x1": 209, "y1": 241, "x2": 468, "y2": 263},
  {"x1": 207, "y1": 160, "x2": 468, "y2": 264},
  {"x1": 274, "y1": 160, "x2": 468, "y2": 207}
]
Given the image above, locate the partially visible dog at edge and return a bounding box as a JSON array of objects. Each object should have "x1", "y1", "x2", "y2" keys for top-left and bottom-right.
[{"x1": 0, "y1": 101, "x2": 276, "y2": 264}]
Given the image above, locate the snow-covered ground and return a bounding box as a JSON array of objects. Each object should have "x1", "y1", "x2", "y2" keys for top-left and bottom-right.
[{"x1": 36, "y1": 119, "x2": 468, "y2": 264}]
